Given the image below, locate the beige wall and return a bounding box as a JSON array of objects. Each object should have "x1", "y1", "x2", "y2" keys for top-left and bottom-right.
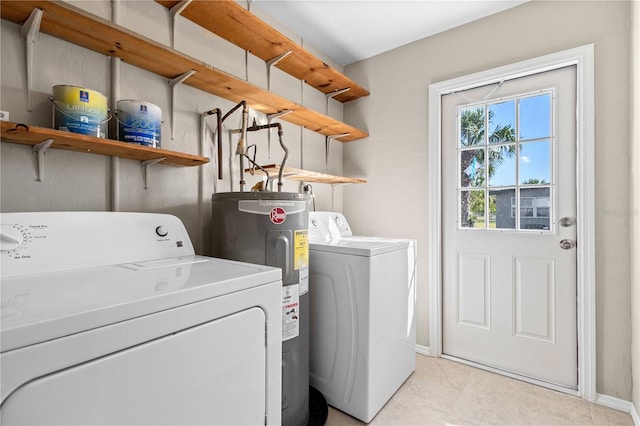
[
  {"x1": 343, "y1": 1, "x2": 633, "y2": 399},
  {"x1": 632, "y1": 0, "x2": 640, "y2": 415},
  {"x1": 0, "y1": 0, "x2": 346, "y2": 254}
]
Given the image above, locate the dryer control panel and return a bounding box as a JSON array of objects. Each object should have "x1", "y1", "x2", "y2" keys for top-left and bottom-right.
[
  {"x1": 1, "y1": 212, "x2": 195, "y2": 278},
  {"x1": 309, "y1": 211, "x2": 353, "y2": 241}
]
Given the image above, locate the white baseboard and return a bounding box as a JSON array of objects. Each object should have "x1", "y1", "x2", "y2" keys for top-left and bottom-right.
[
  {"x1": 596, "y1": 393, "x2": 638, "y2": 421},
  {"x1": 630, "y1": 401, "x2": 639, "y2": 426},
  {"x1": 415, "y1": 344, "x2": 430, "y2": 356}
]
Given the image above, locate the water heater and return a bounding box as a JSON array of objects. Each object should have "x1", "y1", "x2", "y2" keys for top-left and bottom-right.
[{"x1": 211, "y1": 191, "x2": 310, "y2": 426}]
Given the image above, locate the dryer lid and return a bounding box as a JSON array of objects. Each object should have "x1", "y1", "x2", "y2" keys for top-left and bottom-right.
[
  {"x1": 1, "y1": 255, "x2": 281, "y2": 352},
  {"x1": 310, "y1": 237, "x2": 409, "y2": 256}
]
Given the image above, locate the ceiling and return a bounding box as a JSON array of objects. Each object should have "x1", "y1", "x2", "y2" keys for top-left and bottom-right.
[{"x1": 252, "y1": 0, "x2": 528, "y2": 66}]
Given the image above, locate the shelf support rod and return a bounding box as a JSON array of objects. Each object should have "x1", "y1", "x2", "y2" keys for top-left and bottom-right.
[
  {"x1": 32, "y1": 138, "x2": 53, "y2": 182},
  {"x1": 325, "y1": 88, "x2": 350, "y2": 114},
  {"x1": 325, "y1": 133, "x2": 349, "y2": 170},
  {"x1": 331, "y1": 184, "x2": 336, "y2": 211},
  {"x1": 141, "y1": 158, "x2": 166, "y2": 190},
  {"x1": 21, "y1": 8, "x2": 44, "y2": 112},
  {"x1": 266, "y1": 110, "x2": 293, "y2": 159},
  {"x1": 169, "y1": 0, "x2": 192, "y2": 48},
  {"x1": 266, "y1": 51, "x2": 292, "y2": 90},
  {"x1": 169, "y1": 70, "x2": 196, "y2": 140}
]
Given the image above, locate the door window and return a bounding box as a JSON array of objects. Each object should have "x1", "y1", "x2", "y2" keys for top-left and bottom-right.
[{"x1": 458, "y1": 92, "x2": 554, "y2": 231}]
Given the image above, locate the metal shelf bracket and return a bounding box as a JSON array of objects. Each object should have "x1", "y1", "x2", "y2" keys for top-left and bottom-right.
[
  {"x1": 266, "y1": 51, "x2": 292, "y2": 90},
  {"x1": 32, "y1": 138, "x2": 53, "y2": 182},
  {"x1": 169, "y1": 0, "x2": 192, "y2": 48},
  {"x1": 169, "y1": 70, "x2": 197, "y2": 140},
  {"x1": 325, "y1": 133, "x2": 349, "y2": 169},
  {"x1": 266, "y1": 110, "x2": 293, "y2": 158},
  {"x1": 141, "y1": 157, "x2": 166, "y2": 189},
  {"x1": 21, "y1": 8, "x2": 44, "y2": 112},
  {"x1": 325, "y1": 88, "x2": 350, "y2": 114}
]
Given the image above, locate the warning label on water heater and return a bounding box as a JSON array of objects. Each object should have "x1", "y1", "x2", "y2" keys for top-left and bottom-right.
[
  {"x1": 282, "y1": 284, "x2": 300, "y2": 341},
  {"x1": 294, "y1": 230, "x2": 308, "y2": 270}
]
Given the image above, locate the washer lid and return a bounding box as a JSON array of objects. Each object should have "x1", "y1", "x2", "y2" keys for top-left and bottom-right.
[
  {"x1": 1, "y1": 255, "x2": 281, "y2": 352},
  {"x1": 310, "y1": 236, "x2": 409, "y2": 256}
]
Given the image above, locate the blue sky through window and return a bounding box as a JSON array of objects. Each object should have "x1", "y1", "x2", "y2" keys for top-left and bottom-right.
[
  {"x1": 485, "y1": 93, "x2": 551, "y2": 186},
  {"x1": 488, "y1": 101, "x2": 515, "y2": 142},
  {"x1": 520, "y1": 94, "x2": 551, "y2": 140}
]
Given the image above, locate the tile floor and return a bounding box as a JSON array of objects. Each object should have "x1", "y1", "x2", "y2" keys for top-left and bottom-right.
[{"x1": 325, "y1": 354, "x2": 634, "y2": 425}]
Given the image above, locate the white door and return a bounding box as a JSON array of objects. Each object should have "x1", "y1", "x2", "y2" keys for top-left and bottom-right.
[{"x1": 442, "y1": 66, "x2": 577, "y2": 389}]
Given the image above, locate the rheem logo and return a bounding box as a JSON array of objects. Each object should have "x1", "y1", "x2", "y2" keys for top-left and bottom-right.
[{"x1": 270, "y1": 207, "x2": 286, "y2": 224}]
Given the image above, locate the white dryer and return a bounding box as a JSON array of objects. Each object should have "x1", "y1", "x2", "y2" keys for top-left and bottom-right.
[
  {"x1": 0, "y1": 212, "x2": 282, "y2": 425},
  {"x1": 308, "y1": 212, "x2": 416, "y2": 423}
]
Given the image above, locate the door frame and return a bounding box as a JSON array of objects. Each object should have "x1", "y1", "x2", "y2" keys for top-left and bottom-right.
[{"x1": 427, "y1": 45, "x2": 595, "y2": 400}]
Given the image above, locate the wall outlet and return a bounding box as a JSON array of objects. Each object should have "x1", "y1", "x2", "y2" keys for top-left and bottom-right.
[{"x1": 0, "y1": 111, "x2": 9, "y2": 121}]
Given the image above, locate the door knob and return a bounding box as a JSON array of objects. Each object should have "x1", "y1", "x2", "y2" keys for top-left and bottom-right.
[
  {"x1": 559, "y1": 239, "x2": 576, "y2": 250},
  {"x1": 559, "y1": 217, "x2": 575, "y2": 227}
]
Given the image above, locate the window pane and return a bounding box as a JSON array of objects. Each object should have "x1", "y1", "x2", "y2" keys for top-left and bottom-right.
[
  {"x1": 520, "y1": 140, "x2": 551, "y2": 184},
  {"x1": 490, "y1": 188, "x2": 516, "y2": 229},
  {"x1": 488, "y1": 192, "x2": 497, "y2": 229},
  {"x1": 460, "y1": 106, "x2": 485, "y2": 147},
  {"x1": 488, "y1": 100, "x2": 516, "y2": 144},
  {"x1": 460, "y1": 190, "x2": 485, "y2": 229},
  {"x1": 488, "y1": 144, "x2": 516, "y2": 187},
  {"x1": 520, "y1": 187, "x2": 551, "y2": 230},
  {"x1": 519, "y1": 93, "x2": 551, "y2": 140},
  {"x1": 460, "y1": 149, "x2": 485, "y2": 187}
]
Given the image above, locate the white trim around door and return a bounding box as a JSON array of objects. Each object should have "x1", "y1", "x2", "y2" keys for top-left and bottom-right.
[{"x1": 427, "y1": 44, "x2": 596, "y2": 401}]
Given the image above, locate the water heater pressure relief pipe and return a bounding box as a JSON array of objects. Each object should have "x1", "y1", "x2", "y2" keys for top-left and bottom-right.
[
  {"x1": 219, "y1": 102, "x2": 289, "y2": 192},
  {"x1": 246, "y1": 122, "x2": 288, "y2": 192}
]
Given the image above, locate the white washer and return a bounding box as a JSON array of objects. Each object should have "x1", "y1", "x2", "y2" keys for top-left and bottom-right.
[
  {"x1": 308, "y1": 211, "x2": 416, "y2": 423},
  {"x1": 0, "y1": 212, "x2": 282, "y2": 425}
]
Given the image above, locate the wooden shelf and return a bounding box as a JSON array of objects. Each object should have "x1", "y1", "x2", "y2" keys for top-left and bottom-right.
[
  {"x1": 247, "y1": 164, "x2": 366, "y2": 185},
  {"x1": 1, "y1": 121, "x2": 209, "y2": 167},
  {"x1": 156, "y1": 0, "x2": 369, "y2": 103},
  {"x1": 0, "y1": 1, "x2": 368, "y2": 142}
]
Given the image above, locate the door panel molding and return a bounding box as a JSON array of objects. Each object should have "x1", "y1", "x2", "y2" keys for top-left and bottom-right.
[
  {"x1": 457, "y1": 252, "x2": 491, "y2": 330},
  {"x1": 513, "y1": 256, "x2": 556, "y2": 343},
  {"x1": 427, "y1": 45, "x2": 595, "y2": 400}
]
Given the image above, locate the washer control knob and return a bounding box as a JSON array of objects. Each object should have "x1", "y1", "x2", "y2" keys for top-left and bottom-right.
[
  {"x1": 155, "y1": 226, "x2": 168, "y2": 237},
  {"x1": 1, "y1": 225, "x2": 25, "y2": 252}
]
